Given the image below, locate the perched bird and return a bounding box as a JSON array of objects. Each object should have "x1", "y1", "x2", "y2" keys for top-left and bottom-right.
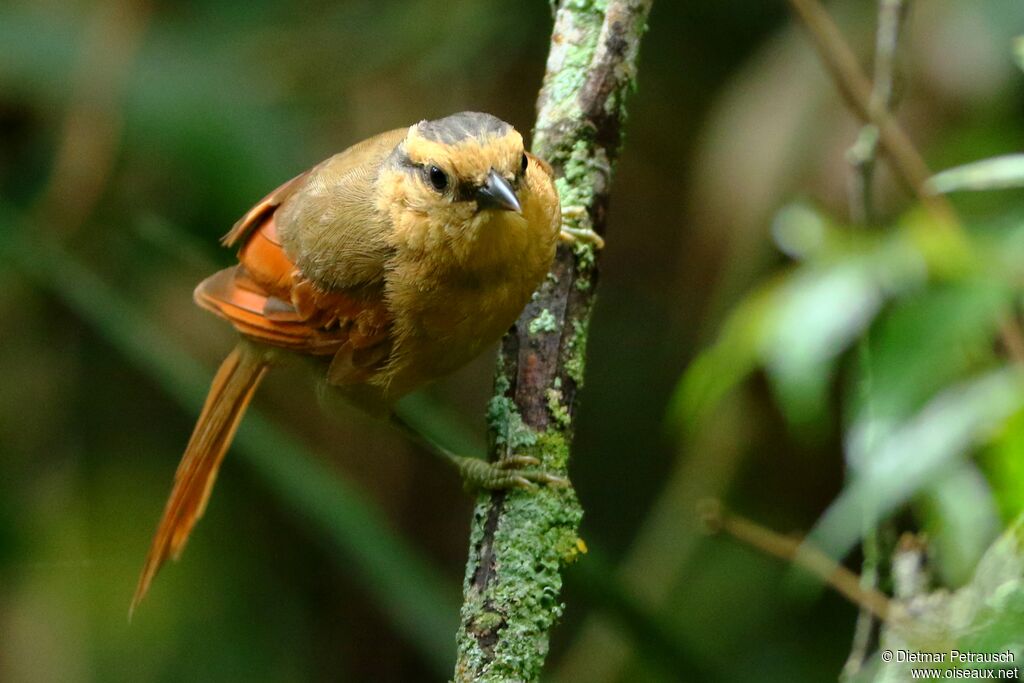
[{"x1": 132, "y1": 112, "x2": 574, "y2": 613}]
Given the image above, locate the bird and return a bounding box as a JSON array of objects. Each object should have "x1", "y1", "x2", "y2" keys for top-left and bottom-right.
[{"x1": 131, "y1": 111, "x2": 581, "y2": 614}]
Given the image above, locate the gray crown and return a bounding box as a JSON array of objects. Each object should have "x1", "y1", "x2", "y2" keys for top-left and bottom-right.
[{"x1": 417, "y1": 112, "x2": 512, "y2": 144}]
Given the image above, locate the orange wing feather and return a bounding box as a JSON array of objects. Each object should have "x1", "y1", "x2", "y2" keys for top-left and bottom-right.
[
  {"x1": 133, "y1": 180, "x2": 392, "y2": 613},
  {"x1": 196, "y1": 208, "x2": 391, "y2": 357}
]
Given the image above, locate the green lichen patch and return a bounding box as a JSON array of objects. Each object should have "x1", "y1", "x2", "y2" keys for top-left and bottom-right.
[
  {"x1": 455, "y1": 444, "x2": 583, "y2": 681},
  {"x1": 553, "y1": 140, "x2": 598, "y2": 210},
  {"x1": 529, "y1": 308, "x2": 559, "y2": 335},
  {"x1": 536, "y1": 4, "x2": 605, "y2": 128},
  {"x1": 470, "y1": 609, "x2": 505, "y2": 633},
  {"x1": 573, "y1": 240, "x2": 597, "y2": 271},
  {"x1": 564, "y1": 318, "x2": 589, "y2": 386},
  {"x1": 535, "y1": 429, "x2": 571, "y2": 472},
  {"x1": 459, "y1": 477, "x2": 581, "y2": 682},
  {"x1": 487, "y1": 374, "x2": 538, "y2": 451},
  {"x1": 557, "y1": 535, "x2": 588, "y2": 566},
  {"x1": 546, "y1": 386, "x2": 571, "y2": 430},
  {"x1": 572, "y1": 238, "x2": 598, "y2": 293}
]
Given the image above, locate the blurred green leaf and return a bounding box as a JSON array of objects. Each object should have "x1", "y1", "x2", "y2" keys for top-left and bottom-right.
[
  {"x1": 920, "y1": 463, "x2": 999, "y2": 587},
  {"x1": 810, "y1": 368, "x2": 1024, "y2": 560},
  {"x1": 1014, "y1": 35, "x2": 1024, "y2": 72},
  {"x1": 762, "y1": 259, "x2": 888, "y2": 427},
  {"x1": 956, "y1": 514, "x2": 1024, "y2": 655},
  {"x1": 927, "y1": 154, "x2": 1024, "y2": 194},
  {"x1": 845, "y1": 281, "x2": 1007, "y2": 468},
  {"x1": 980, "y1": 408, "x2": 1024, "y2": 522},
  {"x1": 771, "y1": 202, "x2": 830, "y2": 260},
  {"x1": 668, "y1": 280, "x2": 781, "y2": 434},
  {"x1": 674, "y1": 209, "x2": 936, "y2": 432}
]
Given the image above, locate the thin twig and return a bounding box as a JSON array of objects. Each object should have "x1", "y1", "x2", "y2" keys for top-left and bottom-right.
[
  {"x1": 786, "y1": 0, "x2": 954, "y2": 228},
  {"x1": 842, "y1": 1, "x2": 910, "y2": 677},
  {"x1": 786, "y1": 0, "x2": 1024, "y2": 365},
  {"x1": 846, "y1": 0, "x2": 909, "y2": 226},
  {"x1": 698, "y1": 500, "x2": 892, "y2": 622}
]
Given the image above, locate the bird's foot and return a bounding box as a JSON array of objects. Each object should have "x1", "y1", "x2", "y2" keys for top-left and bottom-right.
[
  {"x1": 453, "y1": 454, "x2": 569, "y2": 491},
  {"x1": 559, "y1": 206, "x2": 605, "y2": 249}
]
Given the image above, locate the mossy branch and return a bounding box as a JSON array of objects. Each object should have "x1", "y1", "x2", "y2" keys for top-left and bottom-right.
[{"x1": 453, "y1": 1, "x2": 652, "y2": 681}]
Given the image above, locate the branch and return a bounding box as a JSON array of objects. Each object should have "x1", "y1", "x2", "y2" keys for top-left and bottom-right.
[
  {"x1": 453, "y1": 1, "x2": 652, "y2": 681},
  {"x1": 843, "y1": 2, "x2": 910, "y2": 677},
  {"x1": 786, "y1": 0, "x2": 955, "y2": 228},
  {"x1": 846, "y1": 0, "x2": 909, "y2": 226},
  {"x1": 698, "y1": 500, "x2": 892, "y2": 622}
]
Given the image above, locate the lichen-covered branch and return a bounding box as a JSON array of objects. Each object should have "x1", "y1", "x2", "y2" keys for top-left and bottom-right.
[{"x1": 453, "y1": 1, "x2": 652, "y2": 681}]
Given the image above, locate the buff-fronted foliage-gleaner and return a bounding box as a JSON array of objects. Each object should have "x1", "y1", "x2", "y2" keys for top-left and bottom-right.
[{"x1": 132, "y1": 112, "x2": 602, "y2": 614}]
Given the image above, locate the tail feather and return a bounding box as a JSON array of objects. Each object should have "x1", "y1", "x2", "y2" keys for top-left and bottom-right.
[{"x1": 131, "y1": 343, "x2": 269, "y2": 616}]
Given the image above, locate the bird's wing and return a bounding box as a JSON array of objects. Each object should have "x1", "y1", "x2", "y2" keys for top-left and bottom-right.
[
  {"x1": 220, "y1": 170, "x2": 310, "y2": 249},
  {"x1": 195, "y1": 216, "x2": 390, "y2": 358},
  {"x1": 196, "y1": 128, "x2": 407, "y2": 378}
]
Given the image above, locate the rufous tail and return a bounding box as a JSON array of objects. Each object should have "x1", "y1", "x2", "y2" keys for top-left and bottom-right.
[{"x1": 131, "y1": 343, "x2": 269, "y2": 617}]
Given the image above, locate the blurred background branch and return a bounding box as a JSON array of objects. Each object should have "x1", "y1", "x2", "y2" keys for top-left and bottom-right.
[
  {"x1": 787, "y1": 0, "x2": 954, "y2": 228},
  {"x1": 31, "y1": 0, "x2": 152, "y2": 236},
  {"x1": 841, "y1": 1, "x2": 909, "y2": 677}
]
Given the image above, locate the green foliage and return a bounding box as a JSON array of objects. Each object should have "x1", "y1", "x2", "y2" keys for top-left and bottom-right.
[
  {"x1": 812, "y1": 368, "x2": 1024, "y2": 559},
  {"x1": 671, "y1": 206, "x2": 992, "y2": 434},
  {"x1": 680, "y1": 157, "x2": 1024, "y2": 671},
  {"x1": 846, "y1": 282, "x2": 1006, "y2": 434},
  {"x1": 980, "y1": 409, "x2": 1024, "y2": 522},
  {"x1": 919, "y1": 464, "x2": 1000, "y2": 588}
]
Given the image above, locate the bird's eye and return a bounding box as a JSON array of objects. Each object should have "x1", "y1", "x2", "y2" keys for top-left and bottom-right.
[
  {"x1": 520, "y1": 153, "x2": 528, "y2": 174},
  {"x1": 428, "y1": 165, "x2": 448, "y2": 191}
]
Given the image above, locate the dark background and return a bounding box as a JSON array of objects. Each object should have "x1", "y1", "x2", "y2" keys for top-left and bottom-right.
[{"x1": 2, "y1": 1, "x2": 1023, "y2": 681}]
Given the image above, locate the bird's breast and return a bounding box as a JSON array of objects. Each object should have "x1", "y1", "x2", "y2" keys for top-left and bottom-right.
[{"x1": 381, "y1": 232, "x2": 553, "y2": 395}]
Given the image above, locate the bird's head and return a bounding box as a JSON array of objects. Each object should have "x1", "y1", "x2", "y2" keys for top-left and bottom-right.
[{"x1": 379, "y1": 112, "x2": 544, "y2": 266}]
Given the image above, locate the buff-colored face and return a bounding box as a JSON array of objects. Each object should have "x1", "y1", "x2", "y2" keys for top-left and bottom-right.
[
  {"x1": 402, "y1": 123, "x2": 527, "y2": 204},
  {"x1": 376, "y1": 113, "x2": 541, "y2": 264}
]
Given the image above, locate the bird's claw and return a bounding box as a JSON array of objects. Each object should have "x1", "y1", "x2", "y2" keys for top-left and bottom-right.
[
  {"x1": 560, "y1": 226, "x2": 606, "y2": 250},
  {"x1": 559, "y1": 206, "x2": 605, "y2": 250},
  {"x1": 456, "y1": 454, "x2": 570, "y2": 491}
]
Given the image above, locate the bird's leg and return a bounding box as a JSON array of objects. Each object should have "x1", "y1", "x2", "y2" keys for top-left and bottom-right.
[
  {"x1": 389, "y1": 414, "x2": 569, "y2": 491},
  {"x1": 559, "y1": 205, "x2": 605, "y2": 250}
]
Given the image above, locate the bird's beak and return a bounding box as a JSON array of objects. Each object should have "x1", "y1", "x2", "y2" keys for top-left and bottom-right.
[{"x1": 476, "y1": 169, "x2": 521, "y2": 213}]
